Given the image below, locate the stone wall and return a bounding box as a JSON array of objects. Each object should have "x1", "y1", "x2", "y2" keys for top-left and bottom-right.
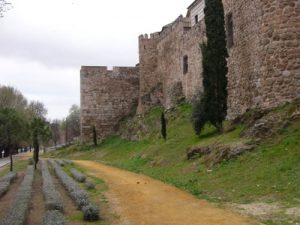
[
  {"x1": 224, "y1": 0, "x2": 300, "y2": 119},
  {"x1": 138, "y1": 15, "x2": 206, "y2": 112},
  {"x1": 138, "y1": 0, "x2": 300, "y2": 118},
  {"x1": 81, "y1": 0, "x2": 300, "y2": 141},
  {"x1": 80, "y1": 66, "x2": 139, "y2": 143}
]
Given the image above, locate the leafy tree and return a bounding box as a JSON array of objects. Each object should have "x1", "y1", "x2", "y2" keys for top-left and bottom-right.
[
  {"x1": 192, "y1": 0, "x2": 228, "y2": 134},
  {"x1": 0, "y1": 86, "x2": 28, "y2": 157},
  {"x1": 0, "y1": 108, "x2": 25, "y2": 171},
  {"x1": 28, "y1": 101, "x2": 50, "y2": 169},
  {"x1": 161, "y1": 112, "x2": 167, "y2": 140},
  {"x1": 67, "y1": 105, "x2": 80, "y2": 141},
  {"x1": 0, "y1": 86, "x2": 28, "y2": 113},
  {"x1": 30, "y1": 117, "x2": 50, "y2": 169}
]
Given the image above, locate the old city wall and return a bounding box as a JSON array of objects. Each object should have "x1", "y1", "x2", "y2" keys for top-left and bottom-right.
[
  {"x1": 224, "y1": 0, "x2": 300, "y2": 118},
  {"x1": 80, "y1": 66, "x2": 139, "y2": 143},
  {"x1": 81, "y1": 0, "x2": 300, "y2": 141},
  {"x1": 138, "y1": 16, "x2": 206, "y2": 112},
  {"x1": 138, "y1": 0, "x2": 300, "y2": 118}
]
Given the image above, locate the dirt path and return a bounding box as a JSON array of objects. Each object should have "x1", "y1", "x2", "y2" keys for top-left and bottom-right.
[
  {"x1": 26, "y1": 167, "x2": 44, "y2": 225},
  {"x1": 75, "y1": 160, "x2": 262, "y2": 225}
]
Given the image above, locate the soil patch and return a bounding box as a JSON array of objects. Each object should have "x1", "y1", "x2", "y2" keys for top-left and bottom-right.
[
  {"x1": 26, "y1": 167, "x2": 44, "y2": 225},
  {"x1": 0, "y1": 172, "x2": 25, "y2": 218}
]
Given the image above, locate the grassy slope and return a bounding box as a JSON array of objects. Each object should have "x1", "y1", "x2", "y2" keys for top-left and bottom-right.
[{"x1": 47, "y1": 103, "x2": 300, "y2": 223}]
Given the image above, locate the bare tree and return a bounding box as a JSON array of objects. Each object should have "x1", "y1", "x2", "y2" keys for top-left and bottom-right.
[
  {"x1": 50, "y1": 119, "x2": 61, "y2": 147},
  {"x1": 0, "y1": 0, "x2": 11, "y2": 17}
]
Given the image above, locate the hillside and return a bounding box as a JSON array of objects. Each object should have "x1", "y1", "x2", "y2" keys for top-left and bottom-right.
[{"x1": 47, "y1": 101, "x2": 300, "y2": 225}]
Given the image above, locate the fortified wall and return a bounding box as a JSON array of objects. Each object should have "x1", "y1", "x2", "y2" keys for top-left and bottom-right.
[
  {"x1": 224, "y1": 0, "x2": 300, "y2": 119},
  {"x1": 80, "y1": 0, "x2": 300, "y2": 142},
  {"x1": 80, "y1": 66, "x2": 139, "y2": 142},
  {"x1": 137, "y1": 16, "x2": 206, "y2": 112}
]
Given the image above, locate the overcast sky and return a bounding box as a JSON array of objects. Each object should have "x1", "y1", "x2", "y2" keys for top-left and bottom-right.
[{"x1": 0, "y1": 0, "x2": 192, "y2": 120}]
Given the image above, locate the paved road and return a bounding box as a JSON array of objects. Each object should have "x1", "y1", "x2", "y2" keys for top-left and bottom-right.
[
  {"x1": 0, "y1": 153, "x2": 28, "y2": 168},
  {"x1": 0, "y1": 157, "x2": 10, "y2": 168}
]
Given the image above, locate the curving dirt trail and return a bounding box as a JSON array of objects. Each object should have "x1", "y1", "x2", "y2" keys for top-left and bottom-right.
[{"x1": 75, "y1": 160, "x2": 262, "y2": 225}]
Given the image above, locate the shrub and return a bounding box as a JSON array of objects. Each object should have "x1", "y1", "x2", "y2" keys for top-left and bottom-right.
[
  {"x1": 49, "y1": 160, "x2": 99, "y2": 220},
  {"x1": 85, "y1": 179, "x2": 96, "y2": 190},
  {"x1": 0, "y1": 181, "x2": 9, "y2": 198},
  {"x1": 82, "y1": 204, "x2": 99, "y2": 221},
  {"x1": 49, "y1": 160, "x2": 90, "y2": 209},
  {"x1": 73, "y1": 190, "x2": 89, "y2": 209},
  {"x1": 0, "y1": 166, "x2": 34, "y2": 225},
  {"x1": 55, "y1": 159, "x2": 65, "y2": 167},
  {"x1": 63, "y1": 159, "x2": 73, "y2": 165},
  {"x1": 70, "y1": 168, "x2": 86, "y2": 183},
  {"x1": 0, "y1": 171, "x2": 17, "y2": 183},
  {"x1": 43, "y1": 210, "x2": 65, "y2": 225},
  {"x1": 41, "y1": 160, "x2": 63, "y2": 212}
]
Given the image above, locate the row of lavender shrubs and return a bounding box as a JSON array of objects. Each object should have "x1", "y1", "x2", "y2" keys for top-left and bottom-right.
[
  {"x1": 70, "y1": 168, "x2": 86, "y2": 183},
  {"x1": 57, "y1": 159, "x2": 95, "y2": 190},
  {"x1": 70, "y1": 168, "x2": 95, "y2": 190},
  {"x1": 49, "y1": 160, "x2": 99, "y2": 221},
  {"x1": 0, "y1": 166, "x2": 34, "y2": 225},
  {"x1": 41, "y1": 160, "x2": 65, "y2": 225},
  {"x1": 0, "y1": 171, "x2": 17, "y2": 198}
]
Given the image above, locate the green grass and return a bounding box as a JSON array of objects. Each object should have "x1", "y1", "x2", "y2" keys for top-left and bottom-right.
[
  {"x1": 0, "y1": 158, "x2": 29, "y2": 177},
  {"x1": 47, "y1": 103, "x2": 300, "y2": 224}
]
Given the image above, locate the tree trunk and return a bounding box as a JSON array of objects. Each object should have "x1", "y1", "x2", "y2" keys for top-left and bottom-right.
[
  {"x1": 33, "y1": 133, "x2": 39, "y2": 170},
  {"x1": 7, "y1": 130, "x2": 13, "y2": 172},
  {"x1": 9, "y1": 149, "x2": 13, "y2": 172}
]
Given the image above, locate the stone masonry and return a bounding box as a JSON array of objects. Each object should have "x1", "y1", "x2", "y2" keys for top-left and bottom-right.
[
  {"x1": 80, "y1": 0, "x2": 300, "y2": 142},
  {"x1": 224, "y1": 0, "x2": 300, "y2": 119},
  {"x1": 80, "y1": 66, "x2": 139, "y2": 142}
]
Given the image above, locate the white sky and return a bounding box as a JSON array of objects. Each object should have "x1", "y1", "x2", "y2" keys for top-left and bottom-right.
[{"x1": 0, "y1": 0, "x2": 192, "y2": 119}]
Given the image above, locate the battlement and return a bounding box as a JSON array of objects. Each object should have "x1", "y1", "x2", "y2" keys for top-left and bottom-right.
[
  {"x1": 80, "y1": 66, "x2": 138, "y2": 78},
  {"x1": 139, "y1": 15, "x2": 191, "y2": 42}
]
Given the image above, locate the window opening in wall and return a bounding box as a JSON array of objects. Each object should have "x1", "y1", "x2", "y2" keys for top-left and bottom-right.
[
  {"x1": 195, "y1": 15, "x2": 199, "y2": 24},
  {"x1": 144, "y1": 45, "x2": 146, "y2": 49},
  {"x1": 226, "y1": 13, "x2": 234, "y2": 48},
  {"x1": 183, "y1": 55, "x2": 188, "y2": 74}
]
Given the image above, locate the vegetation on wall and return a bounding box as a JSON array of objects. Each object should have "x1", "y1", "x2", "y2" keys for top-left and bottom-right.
[{"x1": 192, "y1": 0, "x2": 228, "y2": 134}]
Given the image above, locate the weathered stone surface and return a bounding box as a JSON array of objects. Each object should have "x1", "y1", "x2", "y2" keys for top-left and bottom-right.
[
  {"x1": 137, "y1": 16, "x2": 205, "y2": 112},
  {"x1": 80, "y1": 66, "x2": 139, "y2": 143},
  {"x1": 80, "y1": 0, "x2": 300, "y2": 141}
]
